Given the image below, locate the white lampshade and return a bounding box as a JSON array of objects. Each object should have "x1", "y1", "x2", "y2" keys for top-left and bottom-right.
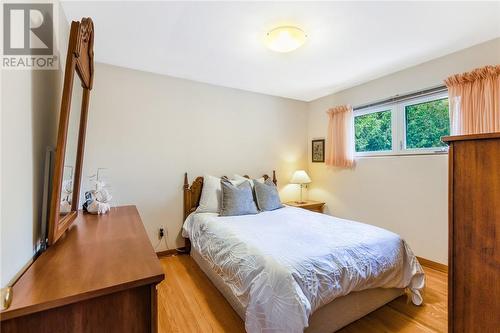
[{"x1": 290, "y1": 170, "x2": 311, "y2": 184}]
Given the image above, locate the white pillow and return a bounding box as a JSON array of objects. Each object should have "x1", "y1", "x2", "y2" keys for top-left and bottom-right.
[
  {"x1": 233, "y1": 174, "x2": 265, "y2": 188},
  {"x1": 196, "y1": 175, "x2": 222, "y2": 213}
]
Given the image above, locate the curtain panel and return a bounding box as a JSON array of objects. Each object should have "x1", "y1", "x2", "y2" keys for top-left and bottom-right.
[
  {"x1": 326, "y1": 105, "x2": 354, "y2": 168},
  {"x1": 445, "y1": 65, "x2": 500, "y2": 135}
]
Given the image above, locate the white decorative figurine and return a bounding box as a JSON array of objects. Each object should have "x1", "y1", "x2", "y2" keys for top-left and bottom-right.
[{"x1": 83, "y1": 179, "x2": 112, "y2": 215}]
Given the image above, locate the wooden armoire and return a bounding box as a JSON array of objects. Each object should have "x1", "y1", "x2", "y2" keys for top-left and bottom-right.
[{"x1": 443, "y1": 132, "x2": 500, "y2": 332}]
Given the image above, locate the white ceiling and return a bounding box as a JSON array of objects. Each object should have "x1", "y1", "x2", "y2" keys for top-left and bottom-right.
[{"x1": 61, "y1": 1, "x2": 500, "y2": 101}]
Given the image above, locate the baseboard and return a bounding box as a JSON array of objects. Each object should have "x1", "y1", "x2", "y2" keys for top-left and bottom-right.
[
  {"x1": 416, "y1": 256, "x2": 448, "y2": 273},
  {"x1": 156, "y1": 249, "x2": 178, "y2": 258}
]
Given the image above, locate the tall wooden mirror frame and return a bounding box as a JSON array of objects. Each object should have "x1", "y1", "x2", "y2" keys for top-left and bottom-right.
[{"x1": 48, "y1": 18, "x2": 94, "y2": 246}]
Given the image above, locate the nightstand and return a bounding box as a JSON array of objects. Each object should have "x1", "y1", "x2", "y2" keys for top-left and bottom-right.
[{"x1": 285, "y1": 200, "x2": 325, "y2": 213}]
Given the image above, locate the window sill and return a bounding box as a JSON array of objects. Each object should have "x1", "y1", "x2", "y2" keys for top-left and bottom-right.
[{"x1": 355, "y1": 151, "x2": 448, "y2": 158}]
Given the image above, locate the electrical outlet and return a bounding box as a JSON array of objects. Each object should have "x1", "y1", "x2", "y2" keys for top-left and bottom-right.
[{"x1": 158, "y1": 227, "x2": 164, "y2": 240}]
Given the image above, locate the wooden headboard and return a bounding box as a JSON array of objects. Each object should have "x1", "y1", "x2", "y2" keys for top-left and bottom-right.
[{"x1": 182, "y1": 171, "x2": 277, "y2": 220}]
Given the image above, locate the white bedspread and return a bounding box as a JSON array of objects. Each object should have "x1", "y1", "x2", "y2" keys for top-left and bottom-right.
[{"x1": 182, "y1": 206, "x2": 424, "y2": 333}]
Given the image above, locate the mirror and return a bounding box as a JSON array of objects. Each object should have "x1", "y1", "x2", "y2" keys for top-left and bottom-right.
[
  {"x1": 48, "y1": 18, "x2": 94, "y2": 246},
  {"x1": 60, "y1": 79, "x2": 83, "y2": 217}
]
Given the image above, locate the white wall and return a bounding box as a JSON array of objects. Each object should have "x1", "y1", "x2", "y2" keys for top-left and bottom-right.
[
  {"x1": 0, "y1": 2, "x2": 69, "y2": 287},
  {"x1": 307, "y1": 38, "x2": 500, "y2": 265},
  {"x1": 82, "y1": 63, "x2": 308, "y2": 251}
]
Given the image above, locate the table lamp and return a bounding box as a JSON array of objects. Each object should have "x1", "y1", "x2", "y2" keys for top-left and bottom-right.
[{"x1": 290, "y1": 170, "x2": 311, "y2": 204}]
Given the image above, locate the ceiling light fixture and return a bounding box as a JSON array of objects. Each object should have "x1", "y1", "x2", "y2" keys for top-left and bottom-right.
[{"x1": 266, "y1": 26, "x2": 307, "y2": 53}]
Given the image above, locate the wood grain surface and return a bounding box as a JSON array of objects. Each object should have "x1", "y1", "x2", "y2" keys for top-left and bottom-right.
[
  {"x1": 1, "y1": 206, "x2": 164, "y2": 321},
  {"x1": 157, "y1": 255, "x2": 447, "y2": 332}
]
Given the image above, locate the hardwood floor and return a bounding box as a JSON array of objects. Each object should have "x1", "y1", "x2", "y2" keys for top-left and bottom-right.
[{"x1": 158, "y1": 255, "x2": 447, "y2": 333}]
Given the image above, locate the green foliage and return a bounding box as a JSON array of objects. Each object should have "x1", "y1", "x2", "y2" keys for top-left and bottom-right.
[
  {"x1": 405, "y1": 98, "x2": 449, "y2": 148},
  {"x1": 354, "y1": 98, "x2": 450, "y2": 152},
  {"x1": 355, "y1": 110, "x2": 392, "y2": 152}
]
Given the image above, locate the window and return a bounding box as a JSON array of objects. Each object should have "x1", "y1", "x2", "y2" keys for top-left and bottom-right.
[
  {"x1": 354, "y1": 92, "x2": 449, "y2": 156},
  {"x1": 404, "y1": 98, "x2": 449, "y2": 149},
  {"x1": 355, "y1": 109, "x2": 392, "y2": 153}
]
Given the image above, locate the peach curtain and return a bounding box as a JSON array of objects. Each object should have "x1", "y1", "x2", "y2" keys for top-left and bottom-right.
[
  {"x1": 326, "y1": 105, "x2": 354, "y2": 168},
  {"x1": 445, "y1": 65, "x2": 500, "y2": 135}
]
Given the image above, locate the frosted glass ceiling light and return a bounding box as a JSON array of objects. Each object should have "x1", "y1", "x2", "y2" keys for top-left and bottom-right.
[{"x1": 266, "y1": 26, "x2": 307, "y2": 53}]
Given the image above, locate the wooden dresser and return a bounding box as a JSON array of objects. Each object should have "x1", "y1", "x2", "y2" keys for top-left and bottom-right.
[
  {"x1": 0, "y1": 206, "x2": 164, "y2": 333},
  {"x1": 443, "y1": 133, "x2": 500, "y2": 332}
]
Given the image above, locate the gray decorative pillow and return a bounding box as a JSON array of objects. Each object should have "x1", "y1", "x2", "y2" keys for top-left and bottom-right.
[
  {"x1": 254, "y1": 179, "x2": 284, "y2": 211},
  {"x1": 220, "y1": 179, "x2": 259, "y2": 216}
]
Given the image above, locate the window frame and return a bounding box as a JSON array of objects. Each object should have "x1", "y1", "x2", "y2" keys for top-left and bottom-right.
[
  {"x1": 353, "y1": 105, "x2": 396, "y2": 157},
  {"x1": 399, "y1": 92, "x2": 449, "y2": 155},
  {"x1": 353, "y1": 91, "x2": 449, "y2": 157}
]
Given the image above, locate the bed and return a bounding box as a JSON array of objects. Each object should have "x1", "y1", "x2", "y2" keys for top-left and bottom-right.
[{"x1": 181, "y1": 172, "x2": 425, "y2": 333}]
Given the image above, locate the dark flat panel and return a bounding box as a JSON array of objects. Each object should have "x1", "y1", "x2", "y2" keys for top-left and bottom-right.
[{"x1": 1, "y1": 286, "x2": 151, "y2": 333}]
